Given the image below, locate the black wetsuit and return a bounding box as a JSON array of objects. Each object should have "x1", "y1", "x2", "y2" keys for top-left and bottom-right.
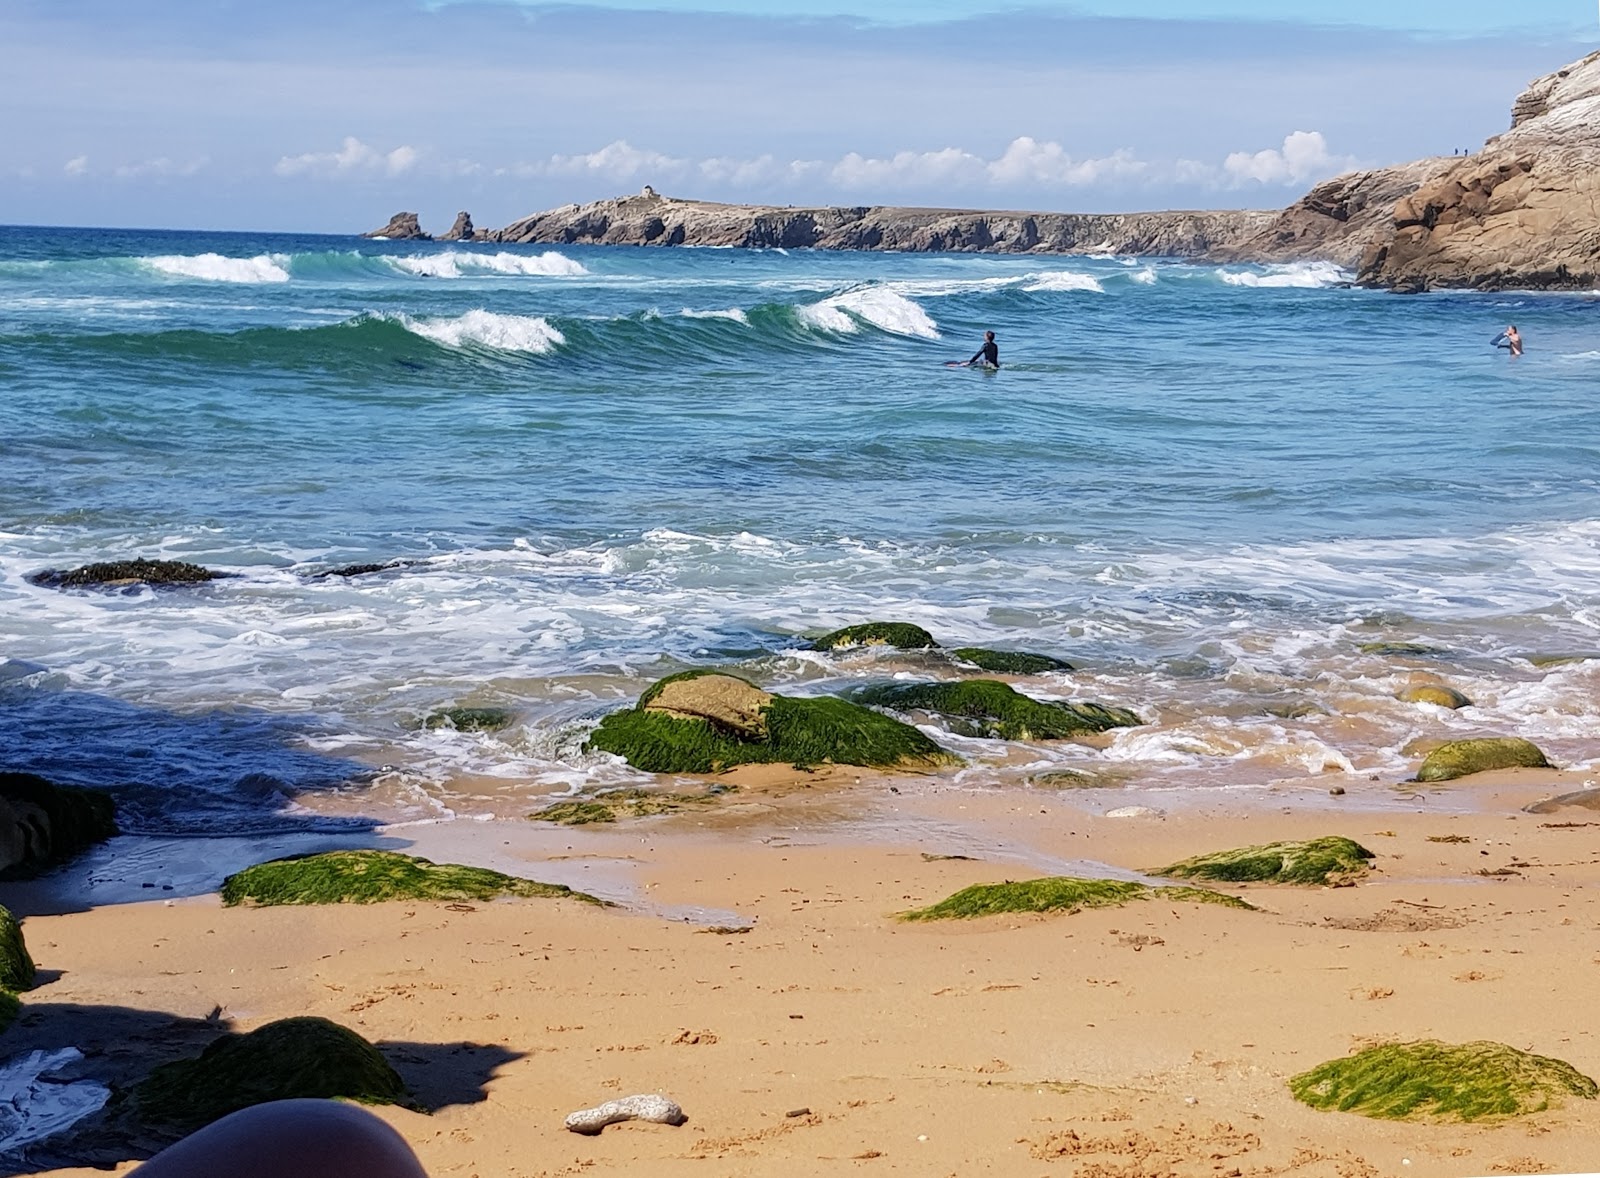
[{"x1": 969, "y1": 340, "x2": 999, "y2": 368}]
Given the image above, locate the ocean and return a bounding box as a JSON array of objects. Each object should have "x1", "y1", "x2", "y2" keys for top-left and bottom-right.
[{"x1": 4, "y1": 224, "x2": 1600, "y2": 839}]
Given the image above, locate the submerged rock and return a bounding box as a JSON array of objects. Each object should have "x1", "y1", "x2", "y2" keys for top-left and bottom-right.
[
  {"x1": 220, "y1": 849, "x2": 599, "y2": 906},
  {"x1": 587, "y1": 674, "x2": 959, "y2": 774},
  {"x1": 1416, "y1": 737, "x2": 1550, "y2": 782},
  {"x1": 134, "y1": 1017, "x2": 411, "y2": 1131},
  {"x1": 27, "y1": 559, "x2": 220, "y2": 590},
  {"x1": 361, "y1": 211, "x2": 430, "y2": 240},
  {"x1": 901, "y1": 876, "x2": 1252, "y2": 921},
  {"x1": 0, "y1": 772, "x2": 119, "y2": 880},
  {"x1": 1290, "y1": 1040, "x2": 1597, "y2": 1122},
  {"x1": 1154, "y1": 836, "x2": 1375, "y2": 886},
  {"x1": 641, "y1": 671, "x2": 773, "y2": 739},
  {"x1": 810, "y1": 622, "x2": 938, "y2": 652},
  {"x1": 423, "y1": 706, "x2": 515, "y2": 733},
  {"x1": 1359, "y1": 641, "x2": 1447, "y2": 658},
  {"x1": 949, "y1": 648, "x2": 1073, "y2": 674},
  {"x1": 1398, "y1": 684, "x2": 1473, "y2": 709},
  {"x1": 0, "y1": 904, "x2": 36, "y2": 996},
  {"x1": 311, "y1": 560, "x2": 417, "y2": 579},
  {"x1": 853, "y1": 679, "x2": 1139, "y2": 741}
]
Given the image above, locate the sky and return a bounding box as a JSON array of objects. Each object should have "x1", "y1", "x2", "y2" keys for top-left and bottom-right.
[{"x1": 0, "y1": 1, "x2": 1594, "y2": 233}]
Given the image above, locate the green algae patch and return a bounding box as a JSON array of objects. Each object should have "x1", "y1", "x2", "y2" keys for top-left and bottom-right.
[
  {"x1": 1154, "y1": 836, "x2": 1375, "y2": 887},
  {"x1": 1416, "y1": 737, "x2": 1550, "y2": 782},
  {"x1": 900, "y1": 876, "x2": 1253, "y2": 922},
  {"x1": 950, "y1": 648, "x2": 1074, "y2": 674},
  {"x1": 854, "y1": 679, "x2": 1140, "y2": 741},
  {"x1": 535, "y1": 787, "x2": 730, "y2": 825},
  {"x1": 1398, "y1": 685, "x2": 1473, "y2": 710},
  {"x1": 0, "y1": 904, "x2": 35, "y2": 994},
  {"x1": 0, "y1": 990, "x2": 18, "y2": 1035},
  {"x1": 135, "y1": 1016, "x2": 412, "y2": 1131},
  {"x1": 1290, "y1": 1040, "x2": 1598, "y2": 1123},
  {"x1": 588, "y1": 693, "x2": 959, "y2": 774},
  {"x1": 423, "y1": 706, "x2": 515, "y2": 733},
  {"x1": 1359, "y1": 641, "x2": 1448, "y2": 657},
  {"x1": 810, "y1": 622, "x2": 938, "y2": 652},
  {"x1": 220, "y1": 850, "x2": 600, "y2": 907}
]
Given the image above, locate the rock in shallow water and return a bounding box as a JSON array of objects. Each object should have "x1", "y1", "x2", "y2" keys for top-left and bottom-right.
[
  {"x1": 642, "y1": 671, "x2": 774, "y2": 739},
  {"x1": 0, "y1": 772, "x2": 118, "y2": 880},
  {"x1": 26, "y1": 558, "x2": 220, "y2": 589},
  {"x1": 1398, "y1": 684, "x2": 1473, "y2": 709},
  {"x1": 1415, "y1": 737, "x2": 1550, "y2": 782},
  {"x1": 809, "y1": 621, "x2": 937, "y2": 652}
]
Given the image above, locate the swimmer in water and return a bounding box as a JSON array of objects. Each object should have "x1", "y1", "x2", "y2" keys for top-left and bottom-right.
[
  {"x1": 1493, "y1": 325, "x2": 1524, "y2": 356},
  {"x1": 966, "y1": 330, "x2": 999, "y2": 369}
]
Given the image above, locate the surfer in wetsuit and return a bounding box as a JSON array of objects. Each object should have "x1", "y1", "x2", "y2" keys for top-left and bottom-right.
[
  {"x1": 1492, "y1": 325, "x2": 1524, "y2": 356},
  {"x1": 967, "y1": 330, "x2": 1000, "y2": 368}
]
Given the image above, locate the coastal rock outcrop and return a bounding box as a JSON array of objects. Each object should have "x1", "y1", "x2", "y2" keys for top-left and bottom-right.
[
  {"x1": 0, "y1": 772, "x2": 119, "y2": 879},
  {"x1": 440, "y1": 211, "x2": 475, "y2": 241},
  {"x1": 27, "y1": 558, "x2": 221, "y2": 590},
  {"x1": 362, "y1": 211, "x2": 431, "y2": 240},
  {"x1": 1356, "y1": 52, "x2": 1600, "y2": 291}
]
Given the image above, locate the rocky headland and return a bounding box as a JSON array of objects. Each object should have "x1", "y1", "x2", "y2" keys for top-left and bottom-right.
[{"x1": 372, "y1": 50, "x2": 1599, "y2": 290}]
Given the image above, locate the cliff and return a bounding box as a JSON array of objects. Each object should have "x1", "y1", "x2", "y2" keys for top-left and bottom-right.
[{"x1": 361, "y1": 211, "x2": 430, "y2": 241}]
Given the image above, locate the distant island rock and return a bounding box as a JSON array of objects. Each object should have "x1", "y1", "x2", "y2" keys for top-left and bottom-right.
[{"x1": 362, "y1": 51, "x2": 1599, "y2": 291}]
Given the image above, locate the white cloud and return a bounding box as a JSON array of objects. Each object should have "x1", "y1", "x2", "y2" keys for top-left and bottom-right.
[
  {"x1": 830, "y1": 146, "x2": 985, "y2": 189},
  {"x1": 113, "y1": 156, "x2": 209, "y2": 179},
  {"x1": 274, "y1": 137, "x2": 419, "y2": 178},
  {"x1": 63, "y1": 155, "x2": 88, "y2": 176},
  {"x1": 524, "y1": 139, "x2": 687, "y2": 181},
  {"x1": 987, "y1": 137, "x2": 1145, "y2": 187},
  {"x1": 1222, "y1": 130, "x2": 1357, "y2": 186}
]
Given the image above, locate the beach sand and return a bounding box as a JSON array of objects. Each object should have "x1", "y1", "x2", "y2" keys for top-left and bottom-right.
[{"x1": 16, "y1": 768, "x2": 1600, "y2": 1177}]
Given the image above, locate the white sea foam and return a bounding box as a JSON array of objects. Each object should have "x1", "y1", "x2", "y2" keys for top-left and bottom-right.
[
  {"x1": 1218, "y1": 261, "x2": 1350, "y2": 289},
  {"x1": 1022, "y1": 270, "x2": 1106, "y2": 293},
  {"x1": 1561, "y1": 350, "x2": 1600, "y2": 360},
  {"x1": 388, "y1": 250, "x2": 587, "y2": 279},
  {"x1": 797, "y1": 287, "x2": 940, "y2": 339},
  {"x1": 141, "y1": 253, "x2": 291, "y2": 284},
  {"x1": 1129, "y1": 266, "x2": 1159, "y2": 285},
  {"x1": 396, "y1": 309, "x2": 565, "y2": 353},
  {"x1": 680, "y1": 307, "x2": 750, "y2": 323}
]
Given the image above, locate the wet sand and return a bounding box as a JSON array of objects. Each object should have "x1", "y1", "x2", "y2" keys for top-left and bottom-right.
[{"x1": 18, "y1": 768, "x2": 1600, "y2": 1177}]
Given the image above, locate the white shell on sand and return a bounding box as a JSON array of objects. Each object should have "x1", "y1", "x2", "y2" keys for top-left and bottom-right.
[{"x1": 564, "y1": 1094, "x2": 687, "y2": 1135}]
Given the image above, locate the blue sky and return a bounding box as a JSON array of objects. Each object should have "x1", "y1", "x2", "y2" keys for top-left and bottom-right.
[{"x1": 1, "y1": 1, "x2": 1593, "y2": 232}]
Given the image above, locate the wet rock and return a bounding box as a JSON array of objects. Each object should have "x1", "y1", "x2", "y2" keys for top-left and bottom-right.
[
  {"x1": 310, "y1": 560, "x2": 418, "y2": 579},
  {"x1": 1416, "y1": 737, "x2": 1550, "y2": 782},
  {"x1": 1398, "y1": 684, "x2": 1473, "y2": 709},
  {"x1": 27, "y1": 559, "x2": 221, "y2": 590},
  {"x1": 423, "y1": 707, "x2": 515, "y2": 733},
  {"x1": 810, "y1": 622, "x2": 938, "y2": 652},
  {"x1": 220, "y1": 849, "x2": 600, "y2": 906},
  {"x1": 1153, "y1": 836, "x2": 1374, "y2": 886},
  {"x1": 0, "y1": 772, "x2": 118, "y2": 880},
  {"x1": 361, "y1": 211, "x2": 430, "y2": 240},
  {"x1": 641, "y1": 671, "x2": 774, "y2": 739},
  {"x1": 853, "y1": 679, "x2": 1140, "y2": 741},
  {"x1": 0, "y1": 904, "x2": 36, "y2": 997},
  {"x1": 534, "y1": 787, "x2": 730, "y2": 825},
  {"x1": 949, "y1": 648, "x2": 1073, "y2": 674}
]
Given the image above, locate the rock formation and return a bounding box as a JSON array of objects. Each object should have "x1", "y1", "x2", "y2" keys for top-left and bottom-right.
[
  {"x1": 440, "y1": 211, "x2": 475, "y2": 241},
  {"x1": 1355, "y1": 51, "x2": 1600, "y2": 291},
  {"x1": 362, "y1": 211, "x2": 430, "y2": 240}
]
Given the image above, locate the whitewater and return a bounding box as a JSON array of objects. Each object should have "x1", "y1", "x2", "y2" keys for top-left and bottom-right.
[{"x1": 4, "y1": 223, "x2": 1600, "y2": 833}]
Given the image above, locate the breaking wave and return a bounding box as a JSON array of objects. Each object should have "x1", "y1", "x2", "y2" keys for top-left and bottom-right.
[
  {"x1": 385, "y1": 250, "x2": 588, "y2": 279},
  {"x1": 392, "y1": 309, "x2": 565, "y2": 353},
  {"x1": 1218, "y1": 261, "x2": 1351, "y2": 289},
  {"x1": 141, "y1": 253, "x2": 292, "y2": 284},
  {"x1": 796, "y1": 287, "x2": 940, "y2": 339}
]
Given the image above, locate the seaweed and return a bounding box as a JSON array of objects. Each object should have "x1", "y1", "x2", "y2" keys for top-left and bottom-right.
[
  {"x1": 134, "y1": 1016, "x2": 413, "y2": 1131},
  {"x1": 810, "y1": 622, "x2": 938, "y2": 652},
  {"x1": 1416, "y1": 737, "x2": 1550, "y2": 782},
  {"x1": 1290, "y1": 1040, "x2": 1598, "y2": 1122},
  {"x1": 1153, "y1": 836, "x2": 1375, "y2": 886},
  {"x1": 423, "y1": 707, "x2": 515, "y2": 733},
  {"x1": 587, "y1": 694, "x2": 960, "y2": 774},
  {"x1": 1397, "y1": 685, "x2": 1473, "y2": 709},
  {"x1": 219, "y1": 850, "x2": 601, "y2": 906},
  {"x1": 29, "y1": 558, "x2": 220, "y2": 588},
  {"x1": 1359, "y1": 642, "x2": 1448, "y2": 657},
  {"x1": 534, "y1": 788, "x2": 729, "y2": 825},
  {"x1": 853, "y1": 679, "x2": 1140, "y2": 741},
  {"x1": 0, "y1": 904, "x2": 35, "y2": 994},
  {"x1": 949, "y1": 648, "x2": 1074, "y2": 674},
  {"x1": 900, "y1": 876, "x2": 1254, "y2": 921}
]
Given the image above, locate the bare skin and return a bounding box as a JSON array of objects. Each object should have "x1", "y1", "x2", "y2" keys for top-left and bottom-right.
[{"x1": 135, "y1": 1100, "x2": 428, "y2": 1178}]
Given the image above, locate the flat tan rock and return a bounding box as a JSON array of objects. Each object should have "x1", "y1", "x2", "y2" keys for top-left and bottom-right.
[{"x1": 644, "y1": 674, "x2": 774, "y2": 739}]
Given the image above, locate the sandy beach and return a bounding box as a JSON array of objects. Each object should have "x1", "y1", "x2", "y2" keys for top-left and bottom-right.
[{"x1": 12, "y1": 766, "x2": 1600, "y2": 1177}]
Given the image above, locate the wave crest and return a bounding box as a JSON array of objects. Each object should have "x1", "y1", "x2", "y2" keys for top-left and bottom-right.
[
  {"x1": 797, "y1": 287, "x2": 940, "y2": 339},
  {"x1": 394, "y1": 310, "x2": 566, "y2": 353},
  {"x1": 140, "y1": 253, "x2": 291, "y2": 284},
  {"x1": 1219, "y1": 262, "x2": 1349, "y2": 289},
  {"x1": 387, "y1": 250, "x2": 587, "y2": 279}
]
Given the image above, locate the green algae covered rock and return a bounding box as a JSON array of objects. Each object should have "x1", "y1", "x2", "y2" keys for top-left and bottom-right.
[
  {"x1": 535, "y1": 787, "x2": 732, "y2": 825},
  {"x1": 853, "y1": 679, "x2": 1140, "y2": 741},
  {"x1": 28, "y1": 558, "x2": 221, "y2": 589},
  {"x1": 950, "y1": 648, "x2": 1073, "y2": 674},
  {"x1": 1154, "y1": 836, "x2": 1375, "y2": 887},
  {"x1": 1416, "y1": 737, "x2": 1550, "y2": 782},
  {"x1": 0, "y1": 904, "x2": 35, "y2": 994},
  {"x1": 0, "y1": 772, "x2": 119, "y2": 880},
  {"x1": 1398, "y1": 684, "x2": 1473, "y2": 710},
  {"x1": 135, "y1": 1016, "x2": 411, "y2": 1131},
  {"x1": 0, "y1": 991, "x2": 18, "y2": 1036},
  {"x1": 1359, "y1": 641, "x2": 1447, "y2": 658},
  {"x1": 810, "y1": 622, "x2": 938, "y2": 652},
  {"x1": 588, "y1": 690, "x2": 960, "y2": 774},
  {"x1": 423, "y1": 706, "x2": 515, "y2": 733},
  {"x1": 220, "y1": 849, "x2": 600, "y2": 907},
  {"x1": 901, "y1": 876, "x2": 1254, "y2": 921},
  {"x1": 1290, "y1": 1040, "x2": 1598, "y2": 1123}
]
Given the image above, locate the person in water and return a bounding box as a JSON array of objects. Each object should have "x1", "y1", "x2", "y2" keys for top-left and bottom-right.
[
  {"x1": 1493, "y1": 325, "x2": 1524, "y2": 356},
  {"x1": 967, "y1": 330, "x2": 999, "y2": 368}
]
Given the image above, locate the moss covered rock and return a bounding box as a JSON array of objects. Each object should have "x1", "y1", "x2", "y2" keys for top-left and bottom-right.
[
  {"x1": 1290, "y1": 1040, "x2": 1597, "y2": 1122},
  {"x1": 0, "y1": 904, "x2": 35, "y2": 994},
  {"x1": 135, "y1": 1016, "x2": 410, "y2": 1131},
  {"x1": 28, "y1": 558, "x2": 220, "y2": 589},
  {"x1": 423, "y1": 706, "x2": 515, "y2": 733},
  {"x1": 1416, "y1": 737, "x2": 1550, "y2": 782},
  {"x1": 810, "y1": 622, "x2": 938, "y2": 652},
  {"x1": 1154, "y1": 836, "x2": 1374, "y2": 886},
  {"x1": 854, "y1": 679, "x2": 1140, "y2": 741},
  {"x1": 0, "y1": 990, "x2": 18, "y2": 1036},
  {"x1": 534, "y1": 787, "x2": 731, "y2": 825},
  {"x1": 220, "y1": 850, "x2": 600, "y2": 907},
  {"x1": 950, "y1": 648, "x2": 1073, "y2": 674},
  {"x1": 1359, "y1": 641, "x2": 1447, "y2": 657},
  {"x1": 588, "y1": 688, "x2": 959, "y2": 774},
  {"x1": 641, "y1": 671, "x2": 773, "y2": 739},
  {"x1": 0, "y1": 772, "x2": 119, "y2": 880},
  {"x1": 1398, "y1": 684, "x2": 1473, "y2": 709},
  {"x1": 901, "y1": 876, "x2": 1253, "y2": 921}
]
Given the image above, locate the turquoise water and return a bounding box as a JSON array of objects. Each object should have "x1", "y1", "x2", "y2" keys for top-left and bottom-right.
[{"x1": 4, "y1": 225, "x2": 1600, "y2": 832}]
